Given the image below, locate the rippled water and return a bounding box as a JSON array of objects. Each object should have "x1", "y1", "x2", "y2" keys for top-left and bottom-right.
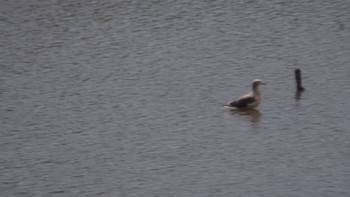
[{"x1": 1, "y1": 1, "x2": 350, "y2": 196}]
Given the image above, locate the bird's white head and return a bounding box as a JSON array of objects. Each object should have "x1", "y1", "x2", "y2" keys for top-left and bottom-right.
[
  {"x1": 252, "y1": 79, "x2": 266, "y2": 93},
  {"x1": 252, "y1": 79, "x2": 266, "y2": 85}
]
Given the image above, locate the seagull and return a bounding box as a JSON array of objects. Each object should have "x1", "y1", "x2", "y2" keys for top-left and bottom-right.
[{"x1": 224, "y1": 79, "x2": 266, "y2": 109}]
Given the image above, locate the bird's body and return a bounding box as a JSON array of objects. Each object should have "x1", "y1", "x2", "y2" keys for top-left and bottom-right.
[{"x1": 224, "y1": 79, "x2": 265, "y2": 110}]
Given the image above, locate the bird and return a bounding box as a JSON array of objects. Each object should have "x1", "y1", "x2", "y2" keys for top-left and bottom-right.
[{"x1": 224, "y1": 79, "x2": 266, "y2": 109}]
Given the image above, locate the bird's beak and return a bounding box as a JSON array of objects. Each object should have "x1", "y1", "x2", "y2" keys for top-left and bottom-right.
[{"x1": 261, "y1": 82, "x2": 266, "y2": 85}]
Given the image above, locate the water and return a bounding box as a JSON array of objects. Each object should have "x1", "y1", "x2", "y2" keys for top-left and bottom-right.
[{"x1": 1, "y1": 1, "x2": 350, "y2": 196}]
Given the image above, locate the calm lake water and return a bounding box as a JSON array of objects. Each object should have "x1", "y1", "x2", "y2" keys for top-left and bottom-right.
[{"x1": 1, "y1": 1, "x2": 350, "y2": 196}]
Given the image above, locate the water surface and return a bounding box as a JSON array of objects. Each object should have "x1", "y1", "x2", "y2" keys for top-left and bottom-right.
[{"x1": 1, "y1": 1, "x2": 350, "y2": 196}]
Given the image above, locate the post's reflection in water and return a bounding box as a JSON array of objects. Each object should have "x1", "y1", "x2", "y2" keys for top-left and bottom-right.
[
  {"x1": 228, "y1": 109, "x2": 262, "y2": 123},
  {"x1": 295, "y1": 90, "x2": 304, "y2": 107},
  {"x1": 295, "y1": 90, "x2": 303, "y2": 100}
]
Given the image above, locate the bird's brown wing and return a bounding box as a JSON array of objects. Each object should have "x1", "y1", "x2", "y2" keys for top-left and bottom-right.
[{"x1": 226, "y1": 97, "x2": 256, "y2": 108}]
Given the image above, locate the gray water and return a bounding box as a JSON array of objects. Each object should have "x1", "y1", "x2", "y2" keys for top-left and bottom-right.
[{"x1": 1, "y1": 1, "x2": 350, "y2": 196}]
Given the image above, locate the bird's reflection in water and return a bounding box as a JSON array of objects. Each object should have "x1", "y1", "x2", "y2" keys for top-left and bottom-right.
[{"x1": 228, "y1": 109, "x2": 262, "y2": 123}]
